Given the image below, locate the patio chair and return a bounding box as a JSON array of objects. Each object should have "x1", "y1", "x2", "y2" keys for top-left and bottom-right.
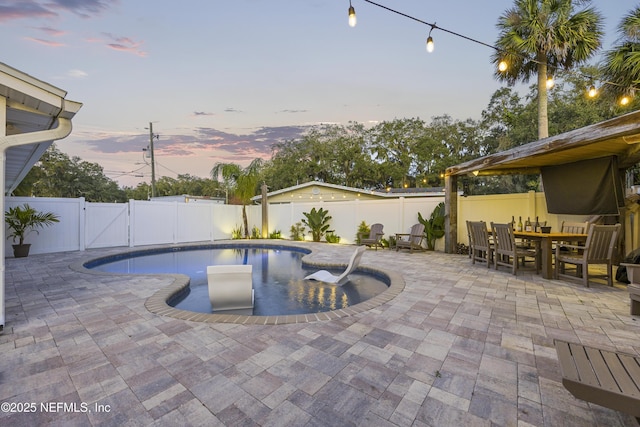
[
  {"x1": 358, "y1": 223, "x2": 384, "y2": 250},
  {"x1": 555, "y1": 223, "x2": 621, "y2": 287},
  {"x1": 491, "y1": 222, "x2": 539, "y2": 275},
  {"x1": 560, "y1": 221, "x2": 590, "y2": 234},
  {"x1": 304, "y1": 245, "x2": 366, "y2": 286},
  {"x1": 207, "y1": 264, "x2": 254, "y2": 312},
  {"x1": 468, "y1": 221, "x2": 493, "y2": 267},
  {"x1": 395, "y1": 223, "x2": 425, "y2": 253}
]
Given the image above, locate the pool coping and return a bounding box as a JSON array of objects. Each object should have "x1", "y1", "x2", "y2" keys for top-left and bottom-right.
[{"x1": 71, "y1": 240, "x2": 405, "y2": 325}]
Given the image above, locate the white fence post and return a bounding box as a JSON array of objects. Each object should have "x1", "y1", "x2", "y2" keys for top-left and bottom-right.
[
  {"x1": 79, "y1": 197, "x2": 86, "y2": 251},
  {"x1": 129, "y1": 199, "x2": 136, "y2": 247}
]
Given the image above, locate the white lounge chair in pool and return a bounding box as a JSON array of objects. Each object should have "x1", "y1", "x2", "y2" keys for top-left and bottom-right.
[
  {"x1": 207, "y1": 264, "x2": 254, "y2": 312},
  {"x1": 304, "y1": 245, "x2": 366, "y2": 286}
]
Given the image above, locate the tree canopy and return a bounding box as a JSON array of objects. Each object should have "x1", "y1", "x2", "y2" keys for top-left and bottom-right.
[
  {"x1": 14, "y1": 3, "x2": 640, "y2": 202},
  {"x1": 492, "y1": 0, "x2": 604, "y2": 139}
]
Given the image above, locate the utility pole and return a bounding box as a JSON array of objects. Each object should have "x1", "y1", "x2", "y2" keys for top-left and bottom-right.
[{"x1": 148, "y1": 122, "x2": 158, "y2": 198}]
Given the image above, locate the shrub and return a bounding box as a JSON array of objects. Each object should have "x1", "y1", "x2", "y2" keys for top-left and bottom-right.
[
  {"x1": 290, "y1": 222, "x2": 306, "y2": 241},
  {"x1": 325, "y1": 231, "x2": 340, "y2": 243},
  {"x1": 231, "y1": 224, "x2": 243, "y2": 239},
  {"x1": 355, "y1": 220, "x2": 369, "y2": 245},
  {"x1": 269, "y1": 230, "x2": 282, "y2": 239},
  {"x1": 418, "y1": 202, "x2": 445, "y2": 250},
  {"x1": 301, "y1": 207, "x2": 332, "y2": 242}
]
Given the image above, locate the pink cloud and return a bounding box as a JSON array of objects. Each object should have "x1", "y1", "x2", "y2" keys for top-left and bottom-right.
[
  {"x1": 34, "y1": 26, "x2": 66, "y2": 37},
  {"x1": 24, "y1": 36, "x2": 65, "y2": 47},
  {"x1": 103, "y1": 32, "x2": 147, "y2": 57}
]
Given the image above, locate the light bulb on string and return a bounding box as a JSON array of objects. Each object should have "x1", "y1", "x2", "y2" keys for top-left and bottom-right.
[
  {"x1": 348, "y1": 1, "x2": 356, "y2": 27},
  {"x1": 498, "y1": 60, "x2": 508, "y2": 72},
  {"x1": 587, "y1": 85, "x2": 598, "y2": 98},
  {"x1": 546, "y1": 75, "x2": 554, "y2": 89},
  {"x1": 620, "y1": 95, "x2": 631, "y2": 106},
  {"x1": 425, "y1": 26, "x2": 435, "y2": 53},
  {"x1": 426, "y1": 36, "x2": 434, "y2": 53}
]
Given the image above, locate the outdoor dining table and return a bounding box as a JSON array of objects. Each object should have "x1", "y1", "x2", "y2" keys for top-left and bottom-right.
[{"x1": 513, "y1": 231, "x2": 588, "y2": 279}]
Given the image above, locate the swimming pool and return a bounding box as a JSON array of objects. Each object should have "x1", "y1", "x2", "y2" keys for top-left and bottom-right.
[{"x1": 86, "y1": 243, "x2": 389, "y2": 316}]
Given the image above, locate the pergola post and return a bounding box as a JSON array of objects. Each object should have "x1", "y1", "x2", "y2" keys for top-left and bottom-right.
[{"x1": 444, "y1": 174, "x2": 457, "y2": 254}]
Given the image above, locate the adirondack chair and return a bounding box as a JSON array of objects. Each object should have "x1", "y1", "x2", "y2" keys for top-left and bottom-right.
[
  {"x1": 358, "y1": 223, "x2": 384, "y2": 250},
  {"x1": 491, "y1": 222, "x2": 539, "y2": 275},
  {"x1": 555, "y1": 223, "x2": 621, "y2": 287},
  {"x1": 468, "y1": 221, "x2": 493, "y2": 268},
  {"x1": 395, "y1": 223, "x2": 425, "y2": 253}
]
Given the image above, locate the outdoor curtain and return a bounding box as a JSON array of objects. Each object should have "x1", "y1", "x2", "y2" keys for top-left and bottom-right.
[{"x1": 541, "y1": 156, "x2": 624, "y2": 215}]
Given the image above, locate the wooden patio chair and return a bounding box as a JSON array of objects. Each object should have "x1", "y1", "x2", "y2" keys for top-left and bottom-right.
[
  {"x1": 555, "y1": 224, "x2": 621, "y2": 287},
  {"x1": 491, "y1": 222, "x2": 539, "y2": 275},
  {"x1": 468, "y1": 221, "x2": 493, "y2": 268},
  {"x1": 358, "y1": 223, "x2": 384, "y2": 250},
  {"x1": 554, "y1": 339, "x2": 640, "y2": 422},
  {"x1": 558, "y1": 221, "x2": 590, "y2": 252},
  {"x1": 395, "y1": 223, "x2": 425, "y2": 253},
  {"x1": 560, "y1": 221, "x2": 590, "y2": 234}
]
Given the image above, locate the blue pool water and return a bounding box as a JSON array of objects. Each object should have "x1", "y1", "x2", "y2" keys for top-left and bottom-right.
[{"x1": 87, "y1": 245, "x2": 389, "y2": 316}]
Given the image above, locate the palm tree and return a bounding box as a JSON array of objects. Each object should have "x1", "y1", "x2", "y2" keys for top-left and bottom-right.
[
  {"x1": 601, "y1": 6, "x2": 640, "y2": 103},
  {"x1": 492, "y1": 0, "x2": 603, "y2": 139},
  {"x1": 211, "y1": 159, "x2": 263, "y2": 239}
]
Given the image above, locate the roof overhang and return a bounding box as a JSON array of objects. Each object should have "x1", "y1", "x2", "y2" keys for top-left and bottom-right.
[
  {"x1": 446, "y1": 109, "x2": 640, "y2": 177},
  {"x1": 1, "y1": 62, "x2": 82, "y2": 194}
]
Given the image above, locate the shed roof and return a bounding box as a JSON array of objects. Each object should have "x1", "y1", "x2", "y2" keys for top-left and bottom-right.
[
  {"x1": 251, "y1": 180, "x2": 445, "y2": 202},
  {"x1": 445, "y1": 109, "x2": 640, "y2": 177}
]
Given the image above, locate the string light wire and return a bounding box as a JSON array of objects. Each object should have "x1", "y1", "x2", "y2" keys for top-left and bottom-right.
[{"x1": 354, "y1": 0, "x2": 635, "y2": 102}]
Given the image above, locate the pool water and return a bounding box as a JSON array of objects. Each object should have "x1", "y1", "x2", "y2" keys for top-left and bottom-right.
[{"x1": 88, "y1": 246, "x2": 389, "y2": 316}]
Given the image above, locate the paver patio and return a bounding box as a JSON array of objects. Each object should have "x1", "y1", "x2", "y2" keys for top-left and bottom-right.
[{"x1": 0, "y1": 241, "x2": 638, "y2": 426}]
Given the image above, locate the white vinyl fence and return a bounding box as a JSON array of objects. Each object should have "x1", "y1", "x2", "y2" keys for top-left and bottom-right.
[
  {"x1": 6, "y1": 192, "x2": 608, "y2": 257},
  {"x1": 4, "y1": 196, "x2": 445, "y2": 256}
]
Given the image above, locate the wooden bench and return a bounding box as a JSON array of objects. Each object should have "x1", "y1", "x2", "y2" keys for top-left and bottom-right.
[{"x1": 554, "y1": 340, "x2": 640, "y2": 422}]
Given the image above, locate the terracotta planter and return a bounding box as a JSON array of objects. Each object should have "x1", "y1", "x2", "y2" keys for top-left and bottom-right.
[{"x1": 12, "y1": 244, "x2": 31, "y2": 258}]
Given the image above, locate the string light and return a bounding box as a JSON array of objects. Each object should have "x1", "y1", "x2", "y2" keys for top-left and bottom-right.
[
  {"x1": 546, "y1": 75, "x2": 555, "y2": 89},
  {"x1": 426, "y1": 26, "x2": 435, "y2": 53},
  {"x1": 348, "y1": 1, "x2": 357, "y2": 27},
  {"x1": 350, "y1": 0, "x2": 637, "y2": 104}
]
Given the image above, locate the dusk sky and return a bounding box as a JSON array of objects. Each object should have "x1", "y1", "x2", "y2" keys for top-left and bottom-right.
[{"x1": 0, "y1": 0, "x2": 630, "y2": 187}]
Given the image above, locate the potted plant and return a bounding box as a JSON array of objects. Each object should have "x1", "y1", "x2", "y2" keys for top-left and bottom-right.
[{"x1": 5, "y1": 203, "x2": 60, "y2": 257}]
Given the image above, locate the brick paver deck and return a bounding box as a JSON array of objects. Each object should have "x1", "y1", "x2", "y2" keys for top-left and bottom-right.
[{"x1": 1, "y1": 241, "x2": 638, "y2": 426}]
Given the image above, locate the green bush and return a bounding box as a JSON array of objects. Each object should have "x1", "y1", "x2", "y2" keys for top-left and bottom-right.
[
  {"x1": 290, "y1": 222, "x2": 306, "y2": 241},
  {"x1": 269, "y1": 230, "x2": 282, "y2": 239},
  {"x1": 418, "y1": 202, "x2": 445, "y2": 250},
  {"x1": 301, "y1": 207, "x2": 332, "y2": 242},
  {"x1": 325, "y1": 231, "x2": 340, "y2": 243},
  {"x1": 251, "y1": 226, "x2": 261, "y2": 239},
  {"x1": 355, "y1": 220, "x2": 369, "y2": 245},
  {"x1": 231, "y1": 224, "x2": 243, "y2": 240}
]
